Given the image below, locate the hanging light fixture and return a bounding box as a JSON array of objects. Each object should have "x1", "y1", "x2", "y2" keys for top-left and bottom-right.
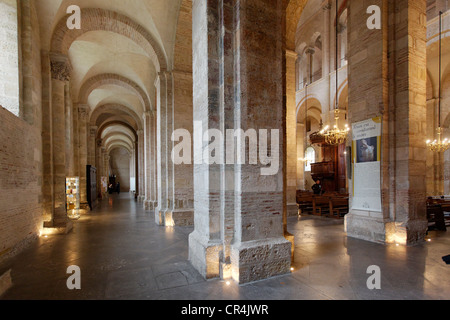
[
  {"x1": 320, "y1": 0, "x2": 350, "y2": 146},
  {"x1": 427, "y1": 11, "x2": 450, "y2": 153}
]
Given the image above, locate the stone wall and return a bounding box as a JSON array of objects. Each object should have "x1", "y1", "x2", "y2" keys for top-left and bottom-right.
[
  {"x1": 0, "y1": 106, "x2": 42, "y2": 263},
  {"x1": 0, "y1": 0, "x2": 43, "y2": 264}
]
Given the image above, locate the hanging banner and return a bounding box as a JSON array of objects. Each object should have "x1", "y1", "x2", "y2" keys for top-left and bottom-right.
[{"x1": 351, "y1": 117, "x2": 382, "y2": 212}]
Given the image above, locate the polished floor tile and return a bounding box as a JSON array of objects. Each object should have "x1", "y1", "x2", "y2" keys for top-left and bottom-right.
[{"x1": 1, "y1": 193, "x2": 449, "y2": 300}]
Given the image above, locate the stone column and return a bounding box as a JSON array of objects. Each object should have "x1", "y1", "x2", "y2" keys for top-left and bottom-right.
[
  {"x1": 77, "y1": 104, "x2": 89, "y2": 211},
  {"x1": 104, "y1": 153, "x2": 110, "y2": 182},
  {"x1": 286, "y1": 50, "x2": 299, "y2": 220},
  {"x1": 305, "y1": 47, "x2": 315, "y2": 85},
  {"x1": 151, "y1": 113, "x2": 158, "y2": 208},
  {"x1": 44, "y1": 52, "x2": 73, "y2": 233},
  {"x1": 189, "y1": 0, "x2": 291, "y2": 284},
  {"x1": 88, "y1": 126, "x2": 97, "y2": 167},
  {"x1": 95, "y1": 139, "x2": 103, "y2": 197},
  {"x1": 345, "y1": 0, "x2": 428, "y2": 245},
  {"x1": 143, "y1": 111, "x2": 155, "y2": 210},
  {"x1": 137, "y1": 130, "x2": 145, "y2": 202},
  {"x1": 322, "y1": 2, "x2": 332, "y2": 77},
  {"x1": 170, "y1": 70, "x2": 195, "y2": 226},
  {"x1": 155, "y1": 72, "x2": 175, "y2": 224}
]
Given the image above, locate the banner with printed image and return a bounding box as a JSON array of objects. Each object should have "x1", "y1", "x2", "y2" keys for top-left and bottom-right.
[{"x1": 351, "y1": 117, "x2": 382, "y2": 212}]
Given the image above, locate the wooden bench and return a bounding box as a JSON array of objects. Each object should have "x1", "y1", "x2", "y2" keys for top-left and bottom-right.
[
  {"x1": 297, "y1": 191, "x2": 314, "y2": 218},
  {"x1": 329, "y1": 196, "x2": 349, "y2": 219},
  {"x1": 312, "y1": 195, "x2": 331, "y2": 216},
  {"x1": 296, "y1": 190, "x2": 349, "y2": 219},
  {"x1": 427, "y1": 205, "x2": 447, "y2": 231}
]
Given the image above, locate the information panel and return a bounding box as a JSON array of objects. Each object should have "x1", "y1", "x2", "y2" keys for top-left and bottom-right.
[{"x1": 351, "y1": 117, "x2": 382, "y2": 212}]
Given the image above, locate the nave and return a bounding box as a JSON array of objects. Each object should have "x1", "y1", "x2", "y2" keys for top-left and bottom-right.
[{"x1": 1, "y1": 194, "x2": 448, "y2": 300}]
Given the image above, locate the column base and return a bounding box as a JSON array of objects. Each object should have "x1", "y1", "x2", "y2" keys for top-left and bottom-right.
[
  {"x1": 345, "y1": 210, "x2": 428, "y2": 246},
  {"x1": 230, "y1": 237, "x2": 292, "y2": 284},
  {"x1": 165, "y1": 209, "x2": 194, "y2": 227},
  {"x1": 43, "y1": 219, "x2": 73, "y2": 235},
  {"x1": 143, "y1": 200, "x2": 156, "y2": 211},
  {"x1": 188, "y1": 230, "x2": 222, "y2": 280},
  {"x1": 154, "y1": 206, "x2": 166, "y2": 226},
  {"x1": 287, "y1": 203, "x2": 299, "y2": 217}
]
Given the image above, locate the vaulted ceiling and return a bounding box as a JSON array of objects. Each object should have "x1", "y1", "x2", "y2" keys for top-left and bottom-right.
[{"x1": 35, "y1": 0, "x2": 184, "y2": 156}]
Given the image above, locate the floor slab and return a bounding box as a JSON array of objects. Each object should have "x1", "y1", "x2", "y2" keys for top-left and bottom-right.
[{"x1": 0, "y1": 193, "x2": 449, "y2": 300}]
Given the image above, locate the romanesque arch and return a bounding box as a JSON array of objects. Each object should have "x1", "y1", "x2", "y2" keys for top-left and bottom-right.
[
  {"x1": 50, "y1": 8, "x2": 167, "y2": 72},
  {"x1": 79, "y1": 74, "x2": 152, "y2": 112}
]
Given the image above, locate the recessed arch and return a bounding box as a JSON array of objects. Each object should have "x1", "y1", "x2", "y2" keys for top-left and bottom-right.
[
  {"x1": 79, "y1": 74, "x2": 152, "y2": 112},
  {"x1": 50, "y1": 8, "x2": 168, "y2": 72},
  {"x1": 97, "y1": 120, "x2": 139, "y2": 142},
  {"x1": 90, "y1": 104, "x2": 143, "y2": 131},
  {"x1": 104, "y1": 135, "x2": 134, "y2": 152},
  {"x1": 108, "y1": 142, "x2": 133, "y2": 155},
  {"x1": 101, "y1": 125, "x2": 136, "y2": 143}
]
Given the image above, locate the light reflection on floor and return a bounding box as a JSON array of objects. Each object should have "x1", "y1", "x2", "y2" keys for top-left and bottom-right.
[{"x1": 1, "y1": 193, "x2": 449, "y2": 300}]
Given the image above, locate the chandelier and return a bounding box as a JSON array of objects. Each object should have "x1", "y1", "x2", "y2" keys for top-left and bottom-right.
[
  {"x1": 320, "y1": 0, "x2": 350, "y2": 146},
  {"x1": 427, "y1": 127, "x2": 450, "y2": 152},
  {"x1": 427, "y1": 11, "x2": 449, "y2": 153},
  {"x1": 320, "y1": 109, "x2": 350, "y2": 146}
]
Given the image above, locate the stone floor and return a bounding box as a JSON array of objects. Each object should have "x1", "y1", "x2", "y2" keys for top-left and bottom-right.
[{"x1": 1, "y1": 193, "x2": 449, "y2": 301}]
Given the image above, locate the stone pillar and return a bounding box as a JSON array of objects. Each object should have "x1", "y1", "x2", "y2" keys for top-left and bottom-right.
[
  {"x1": 345, "y1": 0, "x2": 428, "y2": 245},
  {"x1": 286, "y1": 50, "x2": 299, "y2": 220},
  {"x1": 41, "y1": 51, "x2": 54, "y2": 222},
  {"x1": 95, "y1": 139, "x2": 103, "y2": 197},
  {"x1": 170, "y1": 70, "x2": 195, "y2": 226},
  {"x1": 305, "y1": 47, "x2": 315, "y2": 85},
  {"x1": 88, "y1": 126, "x2": 97, "y2": 167},
  {"x1": 77, "y1": 104, "x2": 89, "y2": 211},
  {"x1": 64, "y1": 83, "x2": 74, "y2": 177},
  {"x1": 322, "y1": 2, "x2": 332, "y2": 77},
  {"x1": 104, "y1": 153, "x2": 110, "y2": 182},
  {"x1": 143, "y1": 111, "x2": 155, "y2": 210},
  {"x1": 151, "y1": 114, "x2": 158, "y2": 208},
  {"x1": 137, "y1": 130, "x2": 145, "y2": 202},
  {"x1": 155, "y1": 72, "x2": 175, "y2": 225},
  {"x1": 189, "y1": 0, "x2": 291, "y2": 284},
  {"x1": 44, "y1": 52, "x2": 73, "y2": 233}
]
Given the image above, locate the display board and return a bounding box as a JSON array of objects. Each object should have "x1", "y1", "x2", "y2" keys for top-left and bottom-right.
[
  {"x1": 351, "y1": 117, "x2": 382, "y2": 212},
  {"x1": 66, "y1": 177, "x2": 80, "y2": 219}
]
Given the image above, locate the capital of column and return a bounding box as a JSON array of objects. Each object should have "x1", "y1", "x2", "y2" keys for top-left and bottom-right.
[
  {"x1": 156, "y1": 70, "x2": 174, "y2": 84},
  {"x1": 143, "y1": 111, "x2": 152, "y2": 120},
  {"x1": 305, "y1": 47, "x2": 316, "y2": 55},
  {"x1": 77, "y1": 104, "x2": 90, "y2": 121},
  {"x1": 323, "y1": 2, "x2": 332, "y2": 11},
  {"x1": 286, "y1": 50, "x2": 298, "y2": 60},
  {"x1": 90, "y1": 126, "x2": 98, "y2": 137},
  {"x1": 49, "y1": 52, "x2": 72, "y2": 82}
]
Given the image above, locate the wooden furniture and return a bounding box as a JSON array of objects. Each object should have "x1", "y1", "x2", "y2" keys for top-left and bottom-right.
[
  {"x1": 297, "y1": 190, "x2": 349, "y2": 219},
  {"x1": 310, "y1": 133, "x2": 347, "y2": 194},
  {"x1": 427, "y1": 205, "x2": 447, "y2": 231},
  {"x1": 87, "y1": 165, "x2": 98, "y2": 211},
  {"x1": 426, "y1": 197, "x2": 450, "y2": 231}
]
